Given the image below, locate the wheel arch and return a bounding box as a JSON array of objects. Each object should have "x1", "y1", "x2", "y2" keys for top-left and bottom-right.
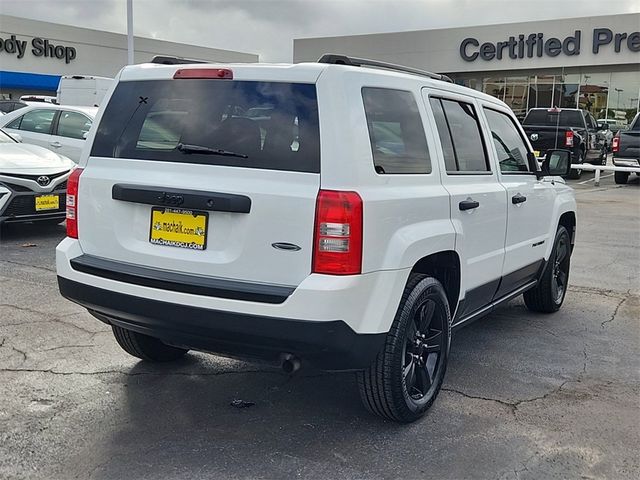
[
  {"x1": 410, "y1": 250, "x2": 460, "y2": 316},
  {"x1": 558, "y1": 211, "x2": 576, "y2": 251}
]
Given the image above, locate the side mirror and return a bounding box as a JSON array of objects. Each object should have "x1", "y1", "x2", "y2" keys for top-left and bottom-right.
[{"x1": 541, "y1": 149, "x2": 572, "y2": 177}]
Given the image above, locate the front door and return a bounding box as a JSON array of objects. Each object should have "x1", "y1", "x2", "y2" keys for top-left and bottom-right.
[{"x1": 480, "y1": 104, "x2": 556, "y2": 297}]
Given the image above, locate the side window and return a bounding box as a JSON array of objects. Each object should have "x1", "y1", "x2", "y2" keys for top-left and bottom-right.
[
  {"x1": 13, "y1": 109, "x2": 56, "y2": 134},
  {"x1": 6, "y1": 115, "x2": 23, "y2": 129},
  {"x1": 432, "y1": 98, "x2": 490, "y2": 173},
  {"x1": 362, "y1": 87, "x2": 431, "y2": 174},
  {"x1": 484, "y1": 108, "x2": 531, "y2": 173},
  {"x1": 57, "y1": 111, "x2": 92, "y2": 139}
]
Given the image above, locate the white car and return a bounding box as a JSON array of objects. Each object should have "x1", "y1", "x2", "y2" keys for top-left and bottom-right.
[
  {"x1": 56, "y1": 55, "x2": 577, "y2": 423},
  {"x1": 0, "y1": 104, "x2": 97, "y2": 163},
  {"x1": 0, "y1": 129, "x2": 74, "y2": 224}
]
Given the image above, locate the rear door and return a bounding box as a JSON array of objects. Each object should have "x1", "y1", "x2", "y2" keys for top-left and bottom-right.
[
  {"x1": 78, "y1": 74, "x2": 321, "y2": 287},
  {"x1": 50, "y1": 110, "x2": 92, "y2": 162},
  {"x1": 423, "y1": 89, "x2": 507, "y2": 320}
]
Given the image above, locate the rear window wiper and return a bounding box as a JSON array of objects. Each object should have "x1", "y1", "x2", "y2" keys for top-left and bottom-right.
[{"x1": 176, "y1": 143, "x2": 248, "y2": 158}]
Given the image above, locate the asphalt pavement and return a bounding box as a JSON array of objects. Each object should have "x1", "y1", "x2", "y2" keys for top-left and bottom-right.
[{"x1": 0, "y1": 171, "x2": 638, "y2": 479}]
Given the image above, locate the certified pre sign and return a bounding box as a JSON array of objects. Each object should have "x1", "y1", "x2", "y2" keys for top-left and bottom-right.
[{"x1": 149, "y1": 207, "x2": 208, "y2": 251}]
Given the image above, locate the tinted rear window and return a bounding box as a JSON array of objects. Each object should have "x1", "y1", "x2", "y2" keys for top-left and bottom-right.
[
  {"x1": 91, "y1": 79, "x2": 320, "y2": 173},
  {"x1": 522, "y1": 109, "x2": 583, "y2": 128}
]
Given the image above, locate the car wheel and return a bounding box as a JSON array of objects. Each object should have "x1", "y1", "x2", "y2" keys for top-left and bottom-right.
[
  {"x1": 599, "y1": 149, "x2": 607, "y2": 166},
  {"x1": 523, "y1": 226, "x2": 571, "y2": 313},
  {"x1": 614, "y1": 171, "x2": 629, "y2": 185},
  {"x1": 112, "y1": 325, "x2": 189, "y2": 362},
  {"x1": 567, "y1": 151, "x2": 583, "y2": 179},
  {"x1": 357, "y1": 274, "x2": 451, "y2": 423}
]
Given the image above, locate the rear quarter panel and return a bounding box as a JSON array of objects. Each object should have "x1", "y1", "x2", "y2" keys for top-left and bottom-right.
[{"x1": 314, "y1": 68, "x2": 456, "y2": 275}]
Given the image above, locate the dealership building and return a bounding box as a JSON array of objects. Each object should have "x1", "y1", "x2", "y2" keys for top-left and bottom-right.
[
  {"x1": 0, "y1": 15, "x2": 258, "y2": 100},
  {"x1": 294, "y1": 13, "x2": 640, "y2": 123}
]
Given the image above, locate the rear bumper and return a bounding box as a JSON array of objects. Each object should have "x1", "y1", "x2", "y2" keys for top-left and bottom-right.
[
  {"x1": 612, "y1": 157, "x2": 639, "y2": 167},
  {"x1": 58, "y1": 276, "x2": 385, "y2": 370}
]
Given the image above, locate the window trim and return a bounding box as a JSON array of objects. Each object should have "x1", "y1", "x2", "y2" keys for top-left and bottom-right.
[
  {"x1": 361, "y1": 86, "x2": 433, "y2": 176},
  {"x1": 431, "y1": 95, "x2": 492, "y2": 175},
  {"x1": 483, "y1": 106, "x2": 537, "y2": 176}
]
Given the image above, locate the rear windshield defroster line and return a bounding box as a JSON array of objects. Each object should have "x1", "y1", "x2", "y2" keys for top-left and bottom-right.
[{"x1": 91, "y1": 79, "x2": 321, "y2": 173}]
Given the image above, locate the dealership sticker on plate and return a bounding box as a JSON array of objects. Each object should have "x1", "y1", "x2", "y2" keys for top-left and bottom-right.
[
  {"x1": 149, "y1": 207, "x2": 208, "y2": 251},
  {"x1": 35, "y1": 194, "x2": 59, "y2": 211}
]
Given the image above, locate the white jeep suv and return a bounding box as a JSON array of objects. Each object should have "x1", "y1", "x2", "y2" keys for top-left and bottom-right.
[{"x1": 56, "y1": 55, "x2": 577, "y2": 423}]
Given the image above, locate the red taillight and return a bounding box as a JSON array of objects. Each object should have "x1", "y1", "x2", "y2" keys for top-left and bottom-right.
[
  {"x1": 565, "y1": 130, "x2": 574, "y2": 147},
  {"x1": 312, "y1": 190, "x2": 363, "y2": 275},
  {"x1": 612, "y1": 134, "x2": 620, "y2": 153},
  {"x1": 173, "y1": 68, "x2": 233, "y2": 79},
  {"x1": 66, "y1": 168, "x2": 83, "y2": 239}
]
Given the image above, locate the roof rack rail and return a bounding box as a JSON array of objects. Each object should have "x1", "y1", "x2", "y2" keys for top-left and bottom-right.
[
  {"x1": 150, "y1": 55, "x2": 207, "y2": 65},
  {"x1": 317, "y1": 54, "x2": 453, "y2": 83}
]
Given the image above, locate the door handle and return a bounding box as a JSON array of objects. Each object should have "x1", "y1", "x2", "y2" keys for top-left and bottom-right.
[
  {"x1": 459, "y1": 199, "x2": 480, "y2": 211},
  {"x1": 512, "y1": 194, "x2": 527, "y2": 204},
  {"x1": 50, "y1": 141, "x2": 62, "y2": 148}
]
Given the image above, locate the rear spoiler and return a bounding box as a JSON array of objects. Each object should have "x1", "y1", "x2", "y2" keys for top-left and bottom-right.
[{"x1": 150, "y1": 55, "x2": 207, "y2": 65}]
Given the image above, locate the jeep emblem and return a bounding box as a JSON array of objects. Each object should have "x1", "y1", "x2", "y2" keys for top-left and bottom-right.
[
  {"x1": 37, "y1": 175, "x2": 51, "y2": 186},
  {"x1": 157, "y1": 192, "x2": 184, "y2": 206}
]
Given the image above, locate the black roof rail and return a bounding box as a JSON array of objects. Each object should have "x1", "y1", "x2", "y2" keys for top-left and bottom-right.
[
  {"x1": 317, "y1": 54, "x2": 453, "y2": 83},
  {"x1": 150, "y1": 55, "x2": 207, "y2": 65}
]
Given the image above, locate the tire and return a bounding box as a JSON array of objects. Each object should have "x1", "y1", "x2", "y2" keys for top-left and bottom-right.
[
  {"x1": 567, "y1": 151, "x2": 583, "y2": 179},
  {"x1": 524, "y1": 226, "x2": 571, "y2": 313},
  {"x1": 614, "y1": 171, "x2": 629, "y2": 185},
  {"x1": 357, "y1": 275, "x2": 451, "y2": 423},
  {"x1": 112, "y1": 325, "x2": 188, "y2": 362},
  {"x1": 599, "y1": 148, "x2": 607, "y2": 166}
]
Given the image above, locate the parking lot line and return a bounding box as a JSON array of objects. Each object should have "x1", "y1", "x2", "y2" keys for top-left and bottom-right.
[{"x1": 578, "y1": 173, "x2": 614, "y2": 185}]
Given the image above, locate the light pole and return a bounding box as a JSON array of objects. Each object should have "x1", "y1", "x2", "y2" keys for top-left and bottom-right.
[{"x1": 127, "y1": 0, "x2": 134, "y2": 65}]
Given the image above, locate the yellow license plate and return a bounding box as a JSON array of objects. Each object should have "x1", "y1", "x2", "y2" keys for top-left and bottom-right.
[
  {"x1": 534, "y1": 150, "x2": 541, "y2": 158},
  {"x1": 149, "y1": 207, "x2": 208, "y2": 250},
  {"x1": 35, "y1": 194, "x2": 59, "y2": 211}
]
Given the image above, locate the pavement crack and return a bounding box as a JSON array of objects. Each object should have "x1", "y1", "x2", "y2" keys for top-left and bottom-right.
[
  {"x1": 600, "y1": 292, "x2": 628, "y2": 328},
  {"x1": 0, "y1": 367, "x2": 281, "y2": 377},
  {"x1": 443, "y1": 380, "x2": 572, "y2": 414},
  {"x1": 0, "y1": 259, "x2": 56, "y2": 273},
  {"x1": 40, "y1": 344, "x2": 96, "y2": 352},
  {"x1": 441, "y1": 387, "x2": 517, "y2": 413}
]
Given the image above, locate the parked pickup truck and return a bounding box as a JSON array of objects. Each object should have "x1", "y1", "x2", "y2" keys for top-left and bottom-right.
[
  {"x1": 612, "y1": 112, "x2": 640, "y2": 185},
  {"x1": 523, "y1": 108, "x2": 607, "y2": 179}
]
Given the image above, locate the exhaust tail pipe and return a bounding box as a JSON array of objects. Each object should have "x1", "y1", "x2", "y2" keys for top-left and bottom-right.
[{"x1": 280, "y1": 353, "x2": 301, "y2": 374}]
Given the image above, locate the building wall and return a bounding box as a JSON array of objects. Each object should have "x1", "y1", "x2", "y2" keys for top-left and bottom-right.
[
  {"x1": 293, "y1": 14, "x2": 639, "y2": 122},
  {"x1": 0, "y1": 15, "x2": 258, "y2": 97},
  {"x1": 293, "y1": 14, "x2": 639, "y2": 74}
]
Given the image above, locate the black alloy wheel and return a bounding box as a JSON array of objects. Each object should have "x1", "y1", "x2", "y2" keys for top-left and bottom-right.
[
  {"x1": 550, "y1": 232, "x2": 570, "y2": 304},
  {"x1": 402, "y1": 299, "x2": 446, "y2": 401},
  {"x1": 524, "y1": 225, "x2": 571, "y2": 313},
  {"x1": 358, "y1": 275, "x2": 451, "y2": 422}
]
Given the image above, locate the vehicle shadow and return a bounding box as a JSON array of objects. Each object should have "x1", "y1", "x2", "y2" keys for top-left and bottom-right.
[
  {"x1": 0, "y1": 220, "x2": 65, "y2": 242},
  {"x1": 69, "y1": 298, "x2": 589, "y2": 480}
]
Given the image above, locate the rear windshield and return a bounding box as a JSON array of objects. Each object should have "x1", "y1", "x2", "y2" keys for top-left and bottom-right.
[
  {"x1": 630, "y1": 115, "x2": 640, "y2": 131},
  {"x1": 522, "y1": 109, "x2": 583, "y2": 128},
  {"x1": 91, "y1": 79, "x2": 320, "y2": 173}
]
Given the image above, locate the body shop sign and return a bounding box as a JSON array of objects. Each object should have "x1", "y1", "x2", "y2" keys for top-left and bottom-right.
[
  {"x1": 460, "y1": 28, "x2": 640, "y2": 62},
  {"x1": 0, "y1": 35, "x2": 77, "y2": 64}
]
